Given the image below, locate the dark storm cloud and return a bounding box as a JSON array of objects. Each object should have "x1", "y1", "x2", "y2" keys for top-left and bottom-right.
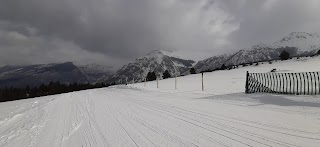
[
  {"x1": 0, "y1": 0, "x2": 320, "y2": 66},
  {"x1": 220, "y1": 0, "x2": 320, "y2": 48}
]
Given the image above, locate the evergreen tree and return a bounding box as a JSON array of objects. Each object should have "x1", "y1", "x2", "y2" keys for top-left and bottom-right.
[
  {"x1": 279, "y1": 50, "x2": 290, "y2": 60},
  {"x1": 189, "y1": 68, "x2": 196, "y2": 74},
  {"x1": 220, "y1": 64, "x2": 227, "y2": 70},
  {"x1": 162, "y1": 70, "x2": 171, "y2": 79},
  {"x1": 146, "y1": 71, "x2": 157, "y2": 81}
]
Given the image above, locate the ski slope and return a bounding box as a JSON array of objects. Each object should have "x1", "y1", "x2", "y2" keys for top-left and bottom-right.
[
  {"x1": 132, "y1": 56, "x2": 320, "y2": 95},
  {"x1": 0, "y1": 57, "x2": 320, "y2": 147}
]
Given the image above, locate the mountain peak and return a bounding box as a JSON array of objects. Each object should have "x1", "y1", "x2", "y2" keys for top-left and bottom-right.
[
  {"x1": 106, "y1": 50, "x2": 195, "y2": 84},
  {"x1": 280, "y1": 32, "x2": 319, "y2": 42},
  {"x1": 144, "y1": 50, "x2": 165, "y2": 59},
  {"x1": 146, "y1": 50, "x2": 164, "y2": 55}
]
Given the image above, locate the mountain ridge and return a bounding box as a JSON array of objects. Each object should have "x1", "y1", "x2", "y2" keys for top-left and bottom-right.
[
  {"x1": 0, "y1": 62, "x2": 114, "y2": 88},
  {"x1": 104, "y1": 50, "x2": 195, "y2": 84},
  {"x1": 194, "y1": 32, "x2": 320, "y2": 72}
]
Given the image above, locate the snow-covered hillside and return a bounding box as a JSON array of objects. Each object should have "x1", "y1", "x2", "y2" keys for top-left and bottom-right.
[
  {"x1": 134, "y1": 56, "x2": 320, "y2": 95},
  {"x1": 1, "y1": 56, "x2": 320, "y2": 147},
  {"x1": 106, "y1": 50, "x2": 195, "y2": 84},
  {"x1": 195, "y1": 32, "x2": 320, "y2": 72}
]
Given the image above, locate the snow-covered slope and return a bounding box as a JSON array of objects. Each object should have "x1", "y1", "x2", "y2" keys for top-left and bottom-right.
[
  {"x1": 133, "y1": 56, "x2": 320, "y2": 95},
  {"x1": 195, "y1": 32, "x2": 320, "y2": 72},
  {"x1": 1, "y1": 56, "x2": 320, "y2": 147},
  {"x1": 0, "y1": 62, "x2": 89, "y2": 88},
  {"x1": 106, "y1": 50, "x2": 195, "y2": 84}
]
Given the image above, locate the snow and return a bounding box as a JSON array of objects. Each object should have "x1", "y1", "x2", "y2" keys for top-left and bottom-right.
[
  {"x1": 1, "y1": 56, "x2": 320, "y2": 146},
  {"x1": 273, "y1": 32, "x2": 320, "y2": 52},
  {"x1": 133, "y1": 56, "x2": 320, "y2": 95}
]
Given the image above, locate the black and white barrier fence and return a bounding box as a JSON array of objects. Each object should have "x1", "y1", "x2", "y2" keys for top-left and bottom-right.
[{"x1": 245, "y1": 71, "x2": 320, "y2": 95}]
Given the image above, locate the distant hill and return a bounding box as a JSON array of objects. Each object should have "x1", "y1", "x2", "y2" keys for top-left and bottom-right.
[{"x1": 0, "y1": 62, "x2": 113, "y2": 88}]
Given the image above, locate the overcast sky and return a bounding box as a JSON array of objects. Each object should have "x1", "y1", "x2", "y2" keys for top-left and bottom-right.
[{"x1": 1, "y1": 0, "x2": 320, "y2": 67}]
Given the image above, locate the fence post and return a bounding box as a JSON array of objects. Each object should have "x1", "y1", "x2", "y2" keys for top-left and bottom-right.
[
  {"x1": 126, "y1": 77, "x2": 128, "y2": 85},
  {"x1": 307, "y1": 73, "x2": 310, "y2": 95},
  {"x1": 175, "y1": 76, "x2": 177, "y2": 89},
  {"x1": 310, "y1": 72, "x2": 313, "y2": 95},
  {"x1": 157, "y1": 77, "x2": 159, "y2": 88},
  {"x1": 299, "y1": 73, "x2": 303, "y2": 95},
  {"x1": 202, "y1": 73, "x2": 204, "y2": 91},
  {"x1": 132, "y1": 77, "x2": 135, "y2": 87},
  {"x1": 245, "y1": 71, "x2": 249, "y2": 94},
  {"x1": 302, "y1": 73, "x2": 306, "y2": 95},
  {"x1": 317, "y1": 72, "x2": 320, "y2": 94},
  {"x1": 285, "y1": 73, "x2": 288, "y2": 94},
  {"x1": 313, "y1": 72, "x2": 317, "y2": 95}
]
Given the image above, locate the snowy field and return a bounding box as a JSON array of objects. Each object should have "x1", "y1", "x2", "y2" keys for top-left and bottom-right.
[{"x1": 1, "y1": 57, "x2": 320, "y2": 147}]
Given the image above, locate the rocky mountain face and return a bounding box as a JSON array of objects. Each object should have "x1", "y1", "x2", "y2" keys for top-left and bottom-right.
[
  {"x1": 194, "y1": 32, "x2": 320, "y2": 72},
  {"x1": 105, "y1": 50, "x2": 195, "y2": 84},
  {"x1": 0, "y1": 62, "x2": 114, "y2": 88}
]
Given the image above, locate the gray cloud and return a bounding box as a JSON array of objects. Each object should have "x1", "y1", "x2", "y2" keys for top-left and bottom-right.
[{"x1": 0, "y1": 0, "x2": 320, "y2": 67}]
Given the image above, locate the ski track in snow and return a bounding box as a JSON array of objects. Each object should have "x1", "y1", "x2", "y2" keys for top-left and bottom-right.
[{"x1": 0, "y1": 87, "x2": 320, "y2": 147}]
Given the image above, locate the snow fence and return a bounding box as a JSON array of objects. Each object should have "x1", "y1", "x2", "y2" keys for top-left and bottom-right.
[{"x1": 245, "y1": 71, "x2": 320, "y2": 95}]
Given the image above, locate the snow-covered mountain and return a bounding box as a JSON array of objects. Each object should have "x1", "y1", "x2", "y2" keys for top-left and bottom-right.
[
  {"x1": 0, "y1": 62, "x2": 114, "y2": 88},
  {"x1": 77, "y1": 64, "x2": 114, "y2": 83},
  {"x1": 195, "y1": 32, "x2": 320, "y2": 72},
  {"x1": 0, "y1": 62, "x2": 90, "y2": 88},
  {"x1": 193, "y1": 55, "x2": 230, "y2": 72},
  {"x1": 105, "y1": 50, "x2": 195, "y2": 84}
]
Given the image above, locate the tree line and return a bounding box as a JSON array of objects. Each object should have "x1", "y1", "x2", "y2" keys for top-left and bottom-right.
[
  {"x1": 0, "y1": 82, "x2": 112, "y2": 102},
  {"x1": 145, "y1": 67, "x2": 197, "y2": 82}
]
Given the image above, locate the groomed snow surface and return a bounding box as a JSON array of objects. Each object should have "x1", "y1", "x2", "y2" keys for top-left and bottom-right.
[{"x1": 1, "y1": 57, "x2": 320, "y2": 147}]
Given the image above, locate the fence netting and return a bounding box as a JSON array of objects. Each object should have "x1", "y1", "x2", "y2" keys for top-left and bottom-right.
[{"x1": 245, "y1": 71, "x2": 320, "y2": 95}]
